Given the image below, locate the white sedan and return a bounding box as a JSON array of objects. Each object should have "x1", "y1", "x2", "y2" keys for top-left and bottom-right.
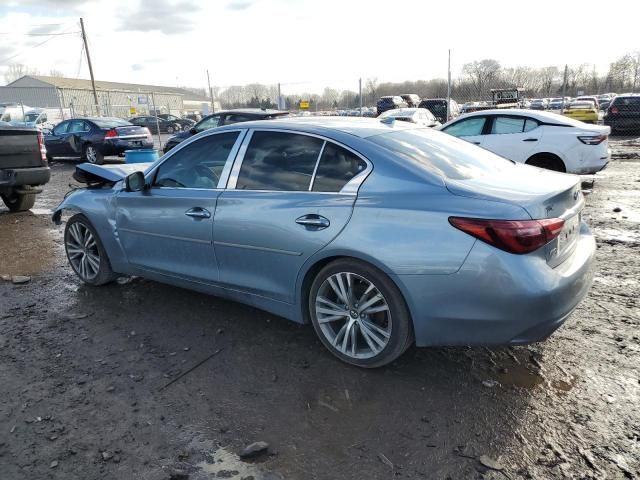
[
  {"x1": 378, "y1": 108, "x2": 441, "y2": 128},
  {"x1": 438, "y1": 109, "x2": 610, "y2": 174}
]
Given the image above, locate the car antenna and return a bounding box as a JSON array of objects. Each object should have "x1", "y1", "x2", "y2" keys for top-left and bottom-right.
[{"x1": 380, "y1": 117, "x2": 395, "y2": 126}]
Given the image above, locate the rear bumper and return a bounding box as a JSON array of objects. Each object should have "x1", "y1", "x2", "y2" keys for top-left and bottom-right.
[
  {"x1": 395, "y1": 222, "x2": 595, "y2": 347},
  {"x1": 0, "y1": 166, "x2": 51, "y2": 188},
  {"x1": 100, "y1": 139, "x2": 154, "y2": 156}
]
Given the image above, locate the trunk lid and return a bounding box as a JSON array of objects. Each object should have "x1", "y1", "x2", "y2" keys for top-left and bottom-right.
[
  {"x1": 445, "y1": 163, "x2": 584, "y2": 266},
  {"x1": 112, "y1": 125, "x2": 149, "y2": 139},
  {"x1": 73, "y1": 162, "x2": 152, "y2": 184}
]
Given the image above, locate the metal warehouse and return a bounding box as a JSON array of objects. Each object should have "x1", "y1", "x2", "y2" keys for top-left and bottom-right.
[{"x1": 0, "y1": 75, "x2": 212, "y2": 119}]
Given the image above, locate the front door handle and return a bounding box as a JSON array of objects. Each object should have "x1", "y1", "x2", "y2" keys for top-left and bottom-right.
[
  {"x1": 471, "y1": 141, "x2": 481, "y2": 145},
  {"x1": 185, "y1": 207, "x2": 211, "y2": 219},
  {"x1": 296, "y1": 214, "x2": 330, "y2": 229},
  {"x1": 523, "y1": 138, "x2": 538, "y2": 142}
]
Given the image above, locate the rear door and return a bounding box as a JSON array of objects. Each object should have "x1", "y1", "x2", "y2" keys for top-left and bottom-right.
[
  {"x1": 213, "y1": 130, "x2": 369, "y2": 303},
  {"x1": 480, "y1": 115, "x2": 542, "y2": 162},
  {"x1": 116, "y1": 130, "x2": 244, "y2": 282}
]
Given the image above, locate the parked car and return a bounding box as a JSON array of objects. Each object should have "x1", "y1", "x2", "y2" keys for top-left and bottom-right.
[
  {"x1": 0, "y1": 124, "x2": 50, "y2": 211},
  {"x1": 53, "y1": 117, "x2": 595, "y2": 367},
  {"x1": 438, "y1": 109, "x2": 610, "y2": 174},
  {"x1": 378, "y1": 108, "x2": 440, "y2": 127},
  {"x1": 604, "y1": 94, "x2": 640, "y2": 135},
  {"x1": 12, "y1": 108, "x2": 66, "y2": 130},
  {"x1": 562, "y1": 101, "x2": 599, "y2": 124},
  {"x1": 128, "y1": 115, "x2": 181, "y2": 134},
  {"x1": 376, "y1": 96, "x2": 408, "y2": 116},
  {"x1": 400, "y1": 94, "x2": 421, "y2": 108},
  {"x1": 157, "y1": 114, "x2": 195, "y2": 131},
  {"x1": 418, "y1": 98, "x2": 460, "y2": 123},
  {"x1": 529, "y1": 99, "x2": 548, "y2": 110},
  {"x1": 548, "y1": 98, "x2": 565, "y2": 110},
  {"x1": 575, "y1": 96, "x2": 599, "y2": 109},
  {"x1": 45, "y1": 117, "x2": 153, "y2": 164},
  {"x1": 163, "y1": 108, "x2": 289, "y2": 153},
  {"x1": 0, "y1": 103, "x2": 34, "y2": 123}
]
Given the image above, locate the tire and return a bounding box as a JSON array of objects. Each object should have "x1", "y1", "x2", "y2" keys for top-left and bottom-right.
[
  {"x1": 64, "y1": 214, "x2": 117, "y2": 286},
  {"x1": 525, "y1": 153, "x2": 566, "y2": 173},
  {"x1": 166, "y1": 125, "x2": 175, "y2": 134},
  {"x1": 83, "y1": 144, "x2": 104, "y2": 165},
  {"x1": 308, "y1": 259, "x2": 413, "y2": 368},
  {"x1": 1, "y1": 188, "x2": 36, "y2": 212}
]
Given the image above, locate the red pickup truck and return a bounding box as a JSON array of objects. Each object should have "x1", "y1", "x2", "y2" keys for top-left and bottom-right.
[{"x1": 0, "y1": 122, "x2": 50, "y2": 212}]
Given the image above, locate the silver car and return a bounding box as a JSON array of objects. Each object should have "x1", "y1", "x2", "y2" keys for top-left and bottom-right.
[{"x1": 53, "y1": 117, "x2": 595, "y2": 368}]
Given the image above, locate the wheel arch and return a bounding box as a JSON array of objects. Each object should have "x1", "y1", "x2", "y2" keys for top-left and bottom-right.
[
  {"x1": 525, "y1": 151, "x2": 567, "y2": 172},
  {"x1": 296, "y1": 250, "x2": 413, "y2": 327}
]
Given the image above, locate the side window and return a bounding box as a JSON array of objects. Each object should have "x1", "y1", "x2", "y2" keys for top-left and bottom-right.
[
  {"x1": 68, "y1": 120, "x2": 89, "y2": 133},
  {"x1": 195, "y1": 115, "x2": 221, "y2": 133},
  {"x1": 153, "y1": 132, "x2": 239, "y2": 189},
  {"x1": 443, "y1": 117, "x2": 486, "y2": 137},
  {"x1": 40, "y1": 113, "x2": 47, "y2": 123},
  {"x1": 53, "y1": 121, "x2": 70, "y2": 135},
  {"x1": 524, "y1": 118, "x2": 539, "y2": 132},
  {"x1": 491, "y1": 116, "x2": 526, "y2": 134},
  {"x1": 236, "y1": 131, "x2": 323, "y2": 191},
  {"x1": 224, "y1": 114, "x2": 253, "y2": 125},
  {"x1": 312, "y1": 143, "x2": 367, "y2": 192}
]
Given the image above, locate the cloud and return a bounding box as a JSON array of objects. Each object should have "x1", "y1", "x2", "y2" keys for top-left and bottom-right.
[
  {"x1": 131, "y1": 63, "x2": 144, "y2": 71},
  {"x1": 118, "y1": 0, "x2": 200, "y2": 35},
  {"x1": 226, "y1": 0, "x2": 254, "y2": 11}
]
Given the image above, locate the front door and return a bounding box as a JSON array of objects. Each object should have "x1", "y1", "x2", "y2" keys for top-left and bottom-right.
[
  {"x1": 213, "y1": 130, "x2": 369, "y2": 303},
  {"x1": 115, "y1": 130, "x2": 243, "y2": 282},
  {"x1": 45, "y1": 120, "x2": 74, "y2": 157}
]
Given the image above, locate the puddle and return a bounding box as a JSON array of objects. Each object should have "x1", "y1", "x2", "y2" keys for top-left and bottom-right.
[
  {"x1": 550, "y1": 378, "x2": 575, "y2": 392},
  {"x1": 196, "y1": 447, "x2": 264, "y2": 479},
  {"x1": 493, "y1": 364, "x2": 545, "y2": 389}
]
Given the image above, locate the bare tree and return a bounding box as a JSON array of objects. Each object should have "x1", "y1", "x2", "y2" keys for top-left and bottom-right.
[
  {"x1": 4, "y1": 63, "x2": 40, "y2": 84},
  {"x1": 49, "y1": 69, "x2": 65, "y2": 78},
  {"x1": 538, "y1": 66, "x2": 560, "y2": 96},
  {"x1": 365, "y1": 77, "x2": 378, "y2": 103},
  {"x1": 462, "y1": 59, "x2": 501, "y2": 100}
]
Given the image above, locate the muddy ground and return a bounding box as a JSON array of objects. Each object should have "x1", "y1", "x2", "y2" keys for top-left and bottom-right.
[{"x1": 0, "y1": 139, "x2": 639, "y2": 480}]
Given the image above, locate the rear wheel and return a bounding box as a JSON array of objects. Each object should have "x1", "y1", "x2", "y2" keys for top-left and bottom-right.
[
  {"x1": 309, "y1": 259, "x2": 413, "y2": 368},
  {"x1": 1, "y1": 188, "x2": 36, "y2": 212},
  {"x1": 166, "y1": 125, "x2": 175, "y2": 134},
  {"x1": 64, "y1": 214, "x2": 117, "y2": 285},
  {"x1": 526, "y1": 153, "x2": 566, "y2": 173},
  {"x1": 83, "y1": 144, "x2": 104, "y2": 165}
]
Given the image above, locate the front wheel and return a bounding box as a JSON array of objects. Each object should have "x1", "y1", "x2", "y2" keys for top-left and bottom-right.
[
  {"x1": 166, "y1": 125, "x2": 175, "y2": 134},
  {"x1": 64, "y1": 214, "x2": 117, "y2": 285},
  {"x1": 309, "y1": 259, "x2": 413, "y2": 368}
]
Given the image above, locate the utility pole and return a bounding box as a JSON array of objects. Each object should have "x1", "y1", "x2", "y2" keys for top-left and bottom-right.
[
  {"x1": 80, "y1": 18, "x2": 100, "y2": 116},
  {"x1": 359, "y1": 78, "x2": 362, "y2": 116},
  {"x1": 206, "y1": 69, "x2": 214, "y2": 113},
  {"x1": 561, "y1": 64, "x2": 568, "y2": 109},
  {"x1": 446, "y1": 49, "x2": 452, "y2": 121},
  {"x1": 277, "y1": 83, "x2": 282, "y2": 110}
]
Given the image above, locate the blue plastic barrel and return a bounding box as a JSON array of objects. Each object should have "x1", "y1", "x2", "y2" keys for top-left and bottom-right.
[{"x1": 125, "y1": 149, "x2": 159, "y2": 163}]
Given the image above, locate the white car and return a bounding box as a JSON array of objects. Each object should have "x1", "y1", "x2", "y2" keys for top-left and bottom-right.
[
  {"x1": 438, "y1": 109, "x2": 610, "y2": 174},
  {"x1": 378, "y1": 108, "x2": 441, "y2": 128}
]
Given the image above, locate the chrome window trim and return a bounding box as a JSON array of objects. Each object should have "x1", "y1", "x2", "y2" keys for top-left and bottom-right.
[
  {"x1": 225, "y1": 128, "x2": 373, "y2": 195},
  {"x1": 144, "y1": 128, "x2": 247, "y2": 190}
]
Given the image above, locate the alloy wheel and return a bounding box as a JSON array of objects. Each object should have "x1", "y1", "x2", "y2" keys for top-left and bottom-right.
[
  {"x1": 66, "y1": 222, "x2": 100, "y2": 280},
  {"x1": 85, "y1": 145, "x2": 97, "y2": 163},
  {"x1": 315, "y1": 272, "x2": 392, "y2": 359}
]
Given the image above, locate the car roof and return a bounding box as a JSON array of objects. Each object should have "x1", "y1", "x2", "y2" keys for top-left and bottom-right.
[
  {"x1": 214, "y1": 108, "x2": 288, "y2": 115},
  {"x1": 213, "y1": 116, "x2": 421, "y2": 138}
]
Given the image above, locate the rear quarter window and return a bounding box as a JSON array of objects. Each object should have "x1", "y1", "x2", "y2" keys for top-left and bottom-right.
[{"x1": 369, "y1": 129, "x2": 512, "y2": 180}]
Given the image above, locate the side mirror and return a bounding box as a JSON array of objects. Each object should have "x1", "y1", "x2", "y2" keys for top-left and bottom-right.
[
  {"x1": 125, "y1": 171, "x2": 146, "y2": 192},
  {"x1": 42, "y1": 128, "x2": 53, "y2": 136},
  {"x1": 189, "y1": 127, "x2": 197, "y2": 135}
]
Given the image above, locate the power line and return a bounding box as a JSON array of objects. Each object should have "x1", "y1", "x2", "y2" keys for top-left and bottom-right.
[{"x1": 0, "y1": 32, "x2": 78, "y2": 64}]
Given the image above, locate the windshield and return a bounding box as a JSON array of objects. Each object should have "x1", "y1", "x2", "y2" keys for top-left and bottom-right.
[
  {"x1": 369, "y1": 128, "x2": 513, "y2": 180},
  {"x1": 23, "y1": 113, "x2": 40, "y2": 122},
  {"x1": 93, "y1": 118, "x2": 132, "y2": 128}
]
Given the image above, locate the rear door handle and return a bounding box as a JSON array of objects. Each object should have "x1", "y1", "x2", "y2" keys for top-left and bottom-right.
[
  {"x1": 296, "y1": 214, "x2": 330, "y2": 229},
  {"x1": 472, "y1": 141, "x2": 481, "y2": 145},
  {"x1": 523, "y1": 138, "x2": 538, "y2": 142},
  {"x1": 185, "y1": 207, "x2": 211, "y2": 219}
]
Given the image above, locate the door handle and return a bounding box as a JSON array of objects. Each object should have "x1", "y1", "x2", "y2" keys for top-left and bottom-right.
[
  {"x1": 472, "y1": 141, "x2": 481, "y2": 145},
  {"x1": 185, "y1": 207, "x2": 211, "y2": 219},
  {"x1": 523, "y1": 138, "x2": 538, "y2": 142},
  {"x1": 296, "y1": 214, "x2": 330, "y2": 229}
]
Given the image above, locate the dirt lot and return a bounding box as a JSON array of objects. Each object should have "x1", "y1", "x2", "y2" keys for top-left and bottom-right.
[{"x1": 0, "y1": 139, "x2": 638, "y2": 480}]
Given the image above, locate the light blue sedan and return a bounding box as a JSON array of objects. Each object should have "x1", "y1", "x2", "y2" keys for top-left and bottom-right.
[{"x1": 53, "y1": 117, "x2": 595, "y2": 367}]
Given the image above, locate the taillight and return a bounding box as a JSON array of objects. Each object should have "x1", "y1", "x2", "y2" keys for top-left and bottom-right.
[
  {"x1": 37, "y1": 131, "x2": 47, "y2": 162},
  {"x1": 143, "y1": 127, "x2": 152, "y2": 141},
  {"x1": 610, "y1": 106, "x2": 619, "y2": 114},
  {"x1": 578, "y1": 134, "x2": 607, "y2": 145},
  {"x1": 104, "y1": 128, "x2": 118, "y2": 139},
  {"x1": 449, "y1": 217, "x2": 565, "y2": 254}
]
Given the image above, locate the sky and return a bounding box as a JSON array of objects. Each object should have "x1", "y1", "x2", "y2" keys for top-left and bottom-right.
[{"x1": 1, "y1": 0, "x2": 638, "y2": 95}]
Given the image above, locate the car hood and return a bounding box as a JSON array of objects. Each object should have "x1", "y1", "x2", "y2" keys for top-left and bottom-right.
[{"x1": 73, "y1": 162, "x2": 153, "y2": 184}]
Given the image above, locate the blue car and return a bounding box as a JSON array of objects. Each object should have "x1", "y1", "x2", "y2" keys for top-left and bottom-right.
[{"x1": 52, "y1": 117, "x2": 595, "y2": 367}]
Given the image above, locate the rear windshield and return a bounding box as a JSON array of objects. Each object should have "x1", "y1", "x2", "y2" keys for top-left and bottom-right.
[
  {"x1": 93, "y1": 118, "x2": 132, "y2": 128},
  {"x1": 369, "y1": 129, "x2": 513, "y2": 180},
  {"x1": 612, "y1": 97, "x2": 640, "y2": 107},
  {"x1": 421, "y1": 101, "x2": 446, "y2": 116}
]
